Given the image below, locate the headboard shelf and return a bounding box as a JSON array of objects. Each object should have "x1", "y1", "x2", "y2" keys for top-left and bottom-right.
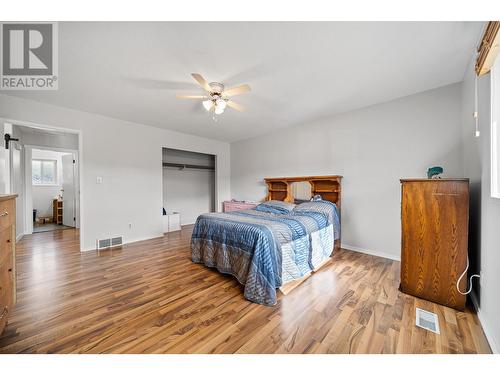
[{"x1": 264, "y1": 175, "x2": 342, "y2": 209}]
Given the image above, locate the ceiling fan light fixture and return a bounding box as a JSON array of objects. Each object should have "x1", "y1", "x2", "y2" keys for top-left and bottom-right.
[
  {"x1": 216, "y1": 99, "x2": 227, "y2": 111},
  {"x1": 202, "y1": 100, "x2": 214, "y2": 111},
  {"x1": 177, "y1": 74, "x2": 250, "y2": 117},
  {"x1": 214, "y1": 105, "x2": 225, "y2": 115}
]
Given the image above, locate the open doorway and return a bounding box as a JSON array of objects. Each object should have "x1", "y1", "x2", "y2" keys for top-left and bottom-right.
[
  {"x1": 31, "y1": 148, "x2": 77, "y2": 233},
  {"x1": 162, "y1": 148, "x2": 216, "y2": 233},
  {"x1": 5, "y1": 123, "x2": 80, "y2": 237}
]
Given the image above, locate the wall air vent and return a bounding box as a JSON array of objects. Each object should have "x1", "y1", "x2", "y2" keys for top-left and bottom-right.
[
  {"x1": 97, "y1": 236, "x2": 123, "y2": 250},
  {"x1": 111, "y1": 236, "x2": 123, "y2": 247},
  {"x1": 415, "y1": 308, "x2": 440, "y2": 334},
  {"x1": 97, "y1": 238, "x2": 111, "y2": 250}
]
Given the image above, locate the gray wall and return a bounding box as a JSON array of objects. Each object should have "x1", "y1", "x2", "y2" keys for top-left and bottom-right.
[
  {"x1": 461, "y1": 57, "x2": 500, "y2": 353},
  {"x1": 231, "y1": 83, "x2": 464, "y2": 260}
]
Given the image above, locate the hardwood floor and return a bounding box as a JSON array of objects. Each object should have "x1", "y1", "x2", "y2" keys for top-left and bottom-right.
[{"x1": 0, "y1": 226, "x2": 491, "y2": 354}]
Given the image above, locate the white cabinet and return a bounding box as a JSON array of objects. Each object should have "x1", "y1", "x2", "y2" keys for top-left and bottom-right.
[{"x1": 163, "y1": 212, "x2": 181, "y2": 233}]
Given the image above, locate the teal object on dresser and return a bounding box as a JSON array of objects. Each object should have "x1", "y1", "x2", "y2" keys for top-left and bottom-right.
[{"x1": 427, "y1": 166, "x2": 443, "y2": 179}]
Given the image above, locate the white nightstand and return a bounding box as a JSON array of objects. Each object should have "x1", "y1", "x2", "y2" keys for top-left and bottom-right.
[{"x1": 163, "y1": 212, "x2": 181, "y2": 233}]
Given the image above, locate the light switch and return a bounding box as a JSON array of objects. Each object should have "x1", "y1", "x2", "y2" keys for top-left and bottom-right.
[{"x1": 96, "y1": 176, "x2": 103, "y2": 184}]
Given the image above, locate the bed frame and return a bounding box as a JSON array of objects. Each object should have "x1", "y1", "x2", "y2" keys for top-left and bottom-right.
[{"x1": 263, "y1": 175, "x2": 343, "y2": 295}]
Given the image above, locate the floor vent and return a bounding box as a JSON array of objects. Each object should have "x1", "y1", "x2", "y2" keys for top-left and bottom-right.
[{"x1": 415, "y1": 308, "x2": 440, "y2": 334}]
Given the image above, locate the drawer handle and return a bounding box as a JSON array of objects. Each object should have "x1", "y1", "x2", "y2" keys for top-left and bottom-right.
[{"x1": 0, "y1": 211, "x2": 8, "y2": 217}]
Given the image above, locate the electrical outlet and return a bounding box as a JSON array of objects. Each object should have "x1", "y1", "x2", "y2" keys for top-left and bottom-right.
[{"x1": 128, "y1": 223, "x2": 132, "y2": 229}]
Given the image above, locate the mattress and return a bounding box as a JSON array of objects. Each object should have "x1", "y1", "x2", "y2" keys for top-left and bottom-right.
[{"x1": 190, "y1": 201, "x2": 340, "y2": 306}]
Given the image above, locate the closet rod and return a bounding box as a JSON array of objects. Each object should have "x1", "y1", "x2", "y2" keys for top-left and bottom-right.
[{"x1": 162, "y1": 162, "x2": 215, "y2": 171}]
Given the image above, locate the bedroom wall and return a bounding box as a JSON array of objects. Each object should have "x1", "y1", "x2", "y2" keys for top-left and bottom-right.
[
  {"x1": 231, "y1": 83, "x2": 464, "y2": 260},
  {"x1": 461, "y1": 57, "x2": 500, "y2": 353},
  {"x1": 0, "y1": 93, "x2": 231, "y2": 251}
]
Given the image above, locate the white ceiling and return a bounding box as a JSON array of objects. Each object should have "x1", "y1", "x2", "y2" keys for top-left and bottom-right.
[{"x1": 4, "y1": 22, "x2": 483, "y2": 142}]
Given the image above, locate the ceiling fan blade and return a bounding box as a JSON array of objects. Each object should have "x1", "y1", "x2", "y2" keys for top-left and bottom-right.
[
  {"x1": 223, "y1": 84, "x2": 251, "y2": 97},
  {"x1": 191, "y1": 73, "x2": 212, "y2": 92},
  {"x1": 176, "y1": 94, "x2": 208, "y2": 99},
  {"x1": 226, "y1": 100, "x2": 245, "y2": 112}
]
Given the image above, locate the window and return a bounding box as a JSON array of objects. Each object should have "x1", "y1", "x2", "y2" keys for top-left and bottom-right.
[
  {"x1": 32, "y1": 159, "x2": 57, "y2": 185},
  {"x1": 492, "y1": 57, "x2": 500, "y2": 199}
]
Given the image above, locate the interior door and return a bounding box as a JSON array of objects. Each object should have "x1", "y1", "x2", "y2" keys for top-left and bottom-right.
[{"x1": 62, "y1": 153, "x2": 75, "y2": 227}]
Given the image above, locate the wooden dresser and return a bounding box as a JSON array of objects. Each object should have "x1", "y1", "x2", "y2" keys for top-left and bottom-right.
[
  {"x1": 0, "y1": 194, "x2": 17, "y2": 334},
  {"x1": 400, "y1": 179, "x2": 469, "y2": 310}
]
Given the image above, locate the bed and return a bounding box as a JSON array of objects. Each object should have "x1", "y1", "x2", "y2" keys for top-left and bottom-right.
[{"x1": 191, "y1": 175, "x2": 342, "y2": 306}]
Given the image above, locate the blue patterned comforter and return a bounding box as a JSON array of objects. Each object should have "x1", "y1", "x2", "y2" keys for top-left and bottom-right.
[{"x1": 191, "y1": 201, "x2": 340, "y2": 306}]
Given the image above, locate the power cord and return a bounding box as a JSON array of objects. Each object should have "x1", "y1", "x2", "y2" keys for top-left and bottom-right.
[{"x1": 456, "y1": 256, "x2": 481, "y2": 295}]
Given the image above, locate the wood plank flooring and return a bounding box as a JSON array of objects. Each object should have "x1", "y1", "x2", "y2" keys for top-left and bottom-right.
[{"x1": 0, "y1": 226, "x2": 491, "y2": 354}]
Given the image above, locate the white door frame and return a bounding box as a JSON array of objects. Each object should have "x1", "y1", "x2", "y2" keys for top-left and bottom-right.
[
  {"x1": 1, "y1": 117, "x2": 83, "y2": 251},
  {"x1": 61, "y1": 153, "x2": 77, "y2": 227}
]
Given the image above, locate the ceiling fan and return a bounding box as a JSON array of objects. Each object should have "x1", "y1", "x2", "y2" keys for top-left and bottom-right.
[{"x1": 176, "y1": 73, "x2": 251, "y2": 119}]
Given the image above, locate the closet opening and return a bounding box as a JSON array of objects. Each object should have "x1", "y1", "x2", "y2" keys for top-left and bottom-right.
[{"x1": 162, "y1": 148, "x2": 216, "y2": 233}]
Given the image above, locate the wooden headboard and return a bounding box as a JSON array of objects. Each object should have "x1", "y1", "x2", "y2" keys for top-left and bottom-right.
[{"x1": 264, "y1": 175, "x2": 342, "y2": 210}]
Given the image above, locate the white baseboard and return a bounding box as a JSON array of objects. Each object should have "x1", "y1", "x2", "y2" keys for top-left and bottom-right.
[
  {"x1": 341, "y1": 243, "x2": 401, "y2": 261},
  {"x1": 16, "y1": 233, "x2": 23, "y2": 242},
  {"x1": 470, "y1": 291, "x2": 499, "y2": 354}
]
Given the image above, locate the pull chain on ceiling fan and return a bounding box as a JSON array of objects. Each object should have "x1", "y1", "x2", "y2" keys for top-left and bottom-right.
[{"x1": 176, "y1": 73, "x2": 251, "y2": 121}]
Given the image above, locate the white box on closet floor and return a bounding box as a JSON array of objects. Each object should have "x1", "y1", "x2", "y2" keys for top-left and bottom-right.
[{"x1": 163, "y1": 212, "x2": 181, "y2": 233}]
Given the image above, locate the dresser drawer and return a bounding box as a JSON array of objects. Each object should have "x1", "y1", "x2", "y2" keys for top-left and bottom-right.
[
  {"x1": 0, "y1": 243, "x2": 12, "y2": 272},
  {"x1": 0, "y1": 286, "x2": 9, "y2": 334},
  {"x1": 0, "y1": 267, "x2": 12, "y2": 307},
  {"x1": 0, "y1": 227, "x2": 13, "y2": 268},
  {"x1": 0, "y1": 199, "x2": 14, "y2": 231},
  {"x1": 0, "y1": 244, "x2": 13, "y2": 277}
]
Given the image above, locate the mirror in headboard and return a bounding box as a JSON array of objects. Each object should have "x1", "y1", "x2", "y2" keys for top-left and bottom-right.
[{"x1": 292, "y1": 181, "x2": 312, "y2": 202}]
